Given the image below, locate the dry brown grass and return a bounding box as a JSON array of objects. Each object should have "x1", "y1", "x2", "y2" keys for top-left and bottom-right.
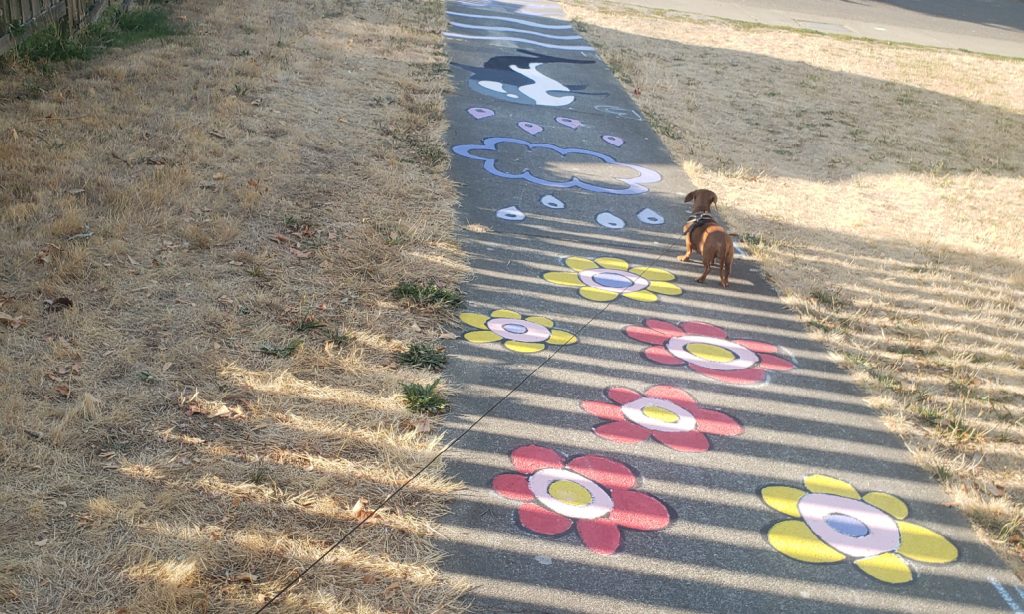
[
  {"x1": 0, "y1": 0, "x2": 468, "y2": 611},
  {"x1": 566, "y1": 0, "x2": 1024, "y2": 576}
]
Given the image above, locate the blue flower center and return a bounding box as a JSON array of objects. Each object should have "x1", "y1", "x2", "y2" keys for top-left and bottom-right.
[
  {"x1": 593, "y1": 272, "x2": 632, "y2": 289},
  {"x1": 503, "y1": 323, "x2": 528, "y2": 334},
  {"x1": 825, "y1": 513, "x2": 870, "y2": 538}
]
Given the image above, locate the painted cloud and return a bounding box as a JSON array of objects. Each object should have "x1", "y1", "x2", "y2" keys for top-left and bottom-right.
[{"x1": 452, "y1": 137, "x2": 662, "y2": 196}]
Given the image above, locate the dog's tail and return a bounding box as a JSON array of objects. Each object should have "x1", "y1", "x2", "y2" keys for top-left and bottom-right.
[
  {"x1": 711, "y1": 193, "x2": 718, "y2": 211},
  {"x1": 723, "y1": 248, "x2": 733, "y2": 280}
]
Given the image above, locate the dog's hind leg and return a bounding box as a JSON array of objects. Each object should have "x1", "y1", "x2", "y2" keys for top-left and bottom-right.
[
  {"x1": 696, "y1": 255, "x2": 713, "y2": 283},
  {"x1": 720, "y1": 251, "x2": 733, "y2": 287}
]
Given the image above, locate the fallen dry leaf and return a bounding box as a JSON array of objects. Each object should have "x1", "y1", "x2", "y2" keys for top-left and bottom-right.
[
  {"x1": 350, "y1": 497, "x2": 373, "y2": 522},
  {"x1": 229, "y1": 572, "x2": 258, "y2": 583},
  {"x1": 269, "y1": 233, "x2": 290, "y2": 244},
  {"x1": 34, "y1": 538, "x2": 48, "y2": 547},
  {"x1": 437, "y1": 332, "x2": 457, "y2": 340},
  {"x1": 185, "y1": 400, "x2": 245, "y2": 419},
  {"x1": 53, "y1": 384, "x2": 71, "y2": 398},
  {"x1": 0, "y1": 312, "x2": 24, "y2": 328},
  {"x1": 289, "y1": 247, "x2": 311, "y2": 259},
  {"x1": 408, "y1": 416, "x2": 432, "y2": 435},
  {"x1": 978, "y1": 481, "x2": 1006, "y2": 498}
]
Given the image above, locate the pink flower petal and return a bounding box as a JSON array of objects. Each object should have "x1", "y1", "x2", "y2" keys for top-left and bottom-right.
[
  {"x1": 757, "y1": 352, "x2": 795, "y2": 371},
  {"x1": 492, "y1": 473, "x2": 534, "y2": 501},
  {"x1": 581, "y1": 400, "x2": 626, "y2": 421},
  {"x1": 625, "y1": 325, "x2": 671, "y2": 346},
  {"x1": 691, "y1": 407, "x2": 744, "y2": 436},
  {"x1": 690, "y1": 364, "x2": 766, "y2": 385},
  {"x1": 645, "y1": 346, "x2": 686, "y2": 366},
  {"x1": 594, "y1": 421, "x2": 650, "y2": 444},
  {"x1": 644, "y1": 385, "x2": 699, "y2": 411},
  {"x1": 567, "y1": 454, "x2": 636, "y2": 490},
  {"x1": 609, "y1": 489, "x2": 671, "y2": 531},
  {"x1": 510, "y1": 445, "x2": 564, "y2": 475},
  {"x1": 652, "y1": 429, "x2": 710, "y2": 452},
  {"x1": 606, "y1": 386, "x2": 642, "y2": 406},
  {"x1": 576, "y1": 518, "x2": 622, "y2": 555},
  {"x1": 644, "y1": 319, "x2": 685, "y2": 336},
  {"x1": 681, "y1": 321, "x2": 728, "y2": 339},
  {"x1": 518, "y1": 502, "x2": 573, "y2": 536},
  {"x1": 736, "y1": 339, "x2": 778, "y2": 354}
]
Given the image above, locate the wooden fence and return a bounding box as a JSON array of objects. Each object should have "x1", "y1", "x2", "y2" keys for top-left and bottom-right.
[{"x1": 0, "y1": 0, "x2": 130, "y2": 54}]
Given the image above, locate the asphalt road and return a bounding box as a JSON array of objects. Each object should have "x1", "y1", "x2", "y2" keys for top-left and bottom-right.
[{"x1": 604, "y1": 0, "x2": 1024, "y2": 57}]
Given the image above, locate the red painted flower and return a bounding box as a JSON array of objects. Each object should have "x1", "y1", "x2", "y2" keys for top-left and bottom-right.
[
  {"x1": 582, "y1": 386, "x2": 743, "y2": 452},
  {"x1": 625, "y1": 320, "x2": 795, "y2": 385},
  {"x1": 492, "y1": 445, "x2": 672, "y2": 555}
]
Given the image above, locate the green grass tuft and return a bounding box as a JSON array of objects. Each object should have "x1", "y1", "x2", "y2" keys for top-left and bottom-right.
[
  {"x1": 392, "y1": 281, "x2": 463, "y2": 309},
  {"x1": 398, "y1": 342, "x2": 447, "y2": 371},
  {"x1": 260, "y1": 339, "x2": 302, "y2": 358},
  {"x1": 15, "y1": 6, "x2": 182, "y2": 63},
  {"x1": 402, "y1": 379, "x2": 448, "y2": 415}
]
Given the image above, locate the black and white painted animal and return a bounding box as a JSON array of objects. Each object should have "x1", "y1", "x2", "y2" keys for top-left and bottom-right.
[{"x1": 453, "y1": 49, "x2": 604, "y2": 107}]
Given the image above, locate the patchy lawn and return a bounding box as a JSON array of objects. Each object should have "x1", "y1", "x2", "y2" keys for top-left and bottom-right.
[
  {"x1": 566, "y1": 0, "x2": 1024, "y2": 576},
  {"x1": 0, "y1": 0, "x2": 467, "y2": 611}
]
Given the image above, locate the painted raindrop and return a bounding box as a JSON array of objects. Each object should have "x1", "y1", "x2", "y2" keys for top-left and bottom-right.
[
  {"x1": 540, "y1": 194, "x2": 565, "y2": 209},
  {"x1": 596, "y1": 212, "x2": 625, "y2": 229},
  {"x1": 518, "y1": 121, "x2": 543, "y2": 135},
  {"x1": 555, "y1": 116, "x2": 582, "y2": 129},
  {"x1": 496, "y1": 206, "x2": 526, "y2": 221},
  {"x1": 637, "y1": 208, "x2": 664, "y2": 225}
]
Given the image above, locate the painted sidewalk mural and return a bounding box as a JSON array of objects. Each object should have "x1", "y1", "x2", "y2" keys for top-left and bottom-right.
[{"x1": 439, "y1": 1, "x2": 1022, "y2": 612}]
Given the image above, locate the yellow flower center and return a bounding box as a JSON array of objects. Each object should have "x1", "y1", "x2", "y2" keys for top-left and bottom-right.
[
  {"x1": 548, "y1": 479, "x2": 593, "y2": 507},
  {"x1": 641, "y1": 405, "x2": 679, "y2": 423},
  {"x1": 684, "y1": 342, "x2": 735, "y2": 363}
]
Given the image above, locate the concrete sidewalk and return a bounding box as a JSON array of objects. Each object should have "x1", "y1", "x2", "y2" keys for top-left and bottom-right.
[
  {"x1": 604, "y1": 0, "x2": 1024, "y2": 58},
  {"x1": 437, "y1": 1, "x2": 1023, "y2": 611}
]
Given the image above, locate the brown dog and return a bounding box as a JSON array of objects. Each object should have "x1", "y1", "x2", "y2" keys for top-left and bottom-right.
[
  {"x1": 683, "y1": 189, "x2": 717, "y2": 213},
  {"x1": 678, "y1": 213, "x2": 734, "y2": 287}
]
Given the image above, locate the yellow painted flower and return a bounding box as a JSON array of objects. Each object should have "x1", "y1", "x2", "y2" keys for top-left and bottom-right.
[
  {"x1": 542, "y1": 257, "x2": 682, "y2": 303},
  {"x1": 460, "y1": 309, "x2": 578, "y2": 353},
  {"x1": 760, "y1": 474, "x2": 958, "y2": 584}
]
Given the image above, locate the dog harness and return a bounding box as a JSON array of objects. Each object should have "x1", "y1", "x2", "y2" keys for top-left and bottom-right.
[{"x1": 684, "y1": 213, "x2": 716, "y2": 238}]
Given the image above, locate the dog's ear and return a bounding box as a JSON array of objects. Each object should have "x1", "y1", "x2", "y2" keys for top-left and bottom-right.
[{"x1": 683, "y1": 190, "x2": 696, "y2": 203}]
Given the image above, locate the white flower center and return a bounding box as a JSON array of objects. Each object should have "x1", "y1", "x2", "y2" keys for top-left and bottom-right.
[
  {"x1": 621, "y1": 396, "x2": 697, "y2": 433},
  {"x1": 528, "y1": 468, "x2": 613, "y2": 519},
  {"x1": 798, "y1": 493, "x2": 901, "y2": 558},
  {"x1": 487, "y1": 317, "x2": 551, "y2": 343},
  {"x1": 665, "y1": 335, "x2": 759, "y2": 371},
  {"x1": 579, "y1": 268, "x2": 649, "y2": 294}
]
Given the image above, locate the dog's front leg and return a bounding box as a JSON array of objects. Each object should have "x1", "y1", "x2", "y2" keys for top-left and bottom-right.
[{"x1": 678, "y1": 233, "x2": 693, "y2": 262}]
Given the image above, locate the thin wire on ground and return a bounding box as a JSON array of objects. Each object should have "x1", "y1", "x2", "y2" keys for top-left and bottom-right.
[{"x1": 256, "y1": 243, "x2": 680, "y2": 612}]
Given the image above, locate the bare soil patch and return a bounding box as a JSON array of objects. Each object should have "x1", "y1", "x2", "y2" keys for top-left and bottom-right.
[
  {"x1": 0, "y1": 0, "x2": 468, "y2": 611},
  {"x1": 566, "y1": 0, "x2": 1024, "y2": 575}
]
